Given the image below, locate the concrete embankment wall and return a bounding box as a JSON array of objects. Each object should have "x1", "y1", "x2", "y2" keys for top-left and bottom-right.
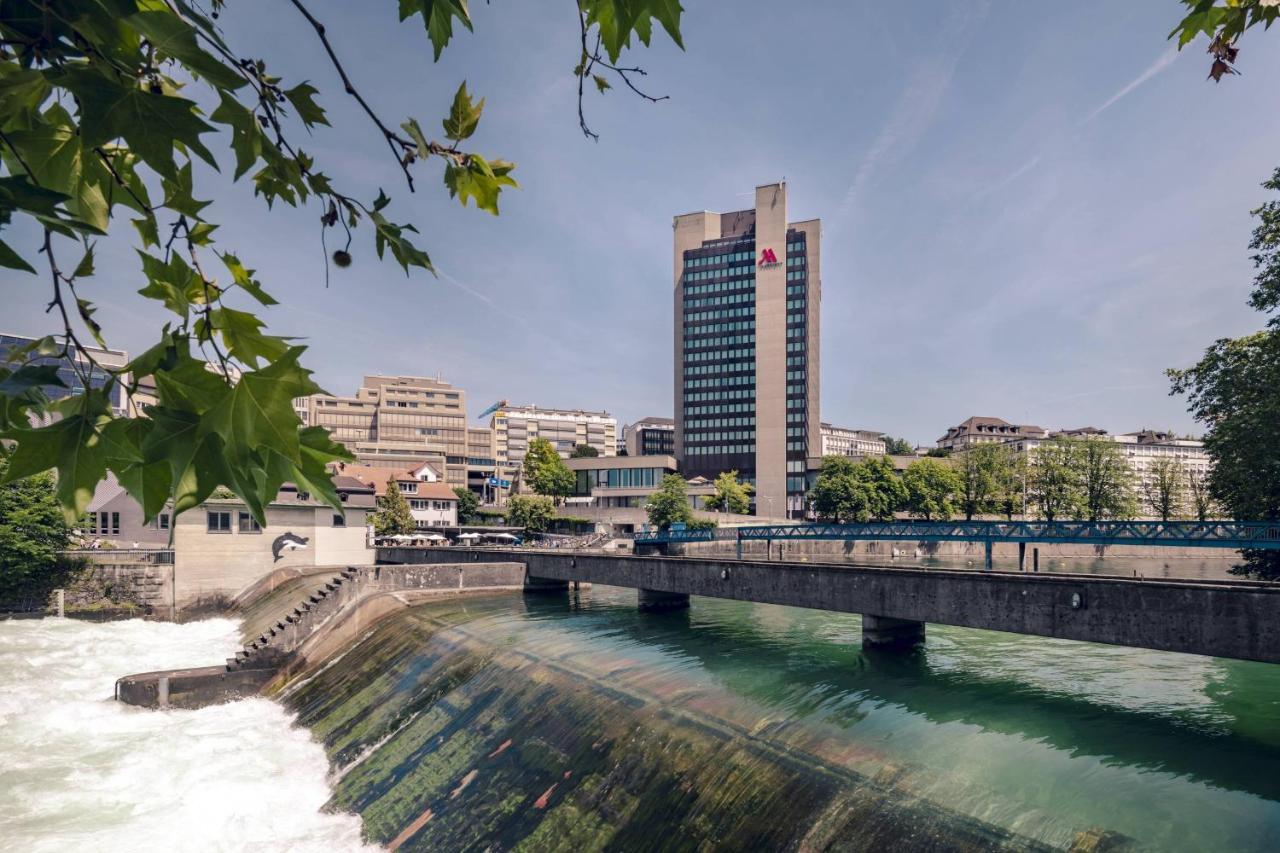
[{"x1": 116, "y1": 562, "x2": 526, "y2": 709}]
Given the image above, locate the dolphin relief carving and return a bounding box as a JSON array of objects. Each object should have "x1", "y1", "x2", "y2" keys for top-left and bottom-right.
[{"x1": 272, "y1": 533, "x2": 309, "y2": 563}]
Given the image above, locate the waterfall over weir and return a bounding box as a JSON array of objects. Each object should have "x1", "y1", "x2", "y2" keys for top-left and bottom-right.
[
  {"x1": 4, "y1": 585, "x2": 1280, "y2": 851},
  {"x1": 280, "y1": 588, "x2": 1280, "y2": 852}
]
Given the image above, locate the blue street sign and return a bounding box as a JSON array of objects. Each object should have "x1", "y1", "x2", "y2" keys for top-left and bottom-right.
[{"x1": 487, "y1": 477, "x2": 512, "y2": 488}]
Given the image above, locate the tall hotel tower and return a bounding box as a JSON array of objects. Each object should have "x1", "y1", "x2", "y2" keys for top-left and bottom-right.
[{"x1": 673, "y1": 182, "x2": 820, "y2": 518}]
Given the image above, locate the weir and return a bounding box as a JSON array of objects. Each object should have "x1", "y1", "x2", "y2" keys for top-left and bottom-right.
[{"x1": 382, "y1": 547, "x2": 1280, "y2": 663}]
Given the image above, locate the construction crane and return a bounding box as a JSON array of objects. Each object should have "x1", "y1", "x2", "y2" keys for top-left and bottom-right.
[{"x1": 476, "y1": 399, "x2": 507, "y2": 421}]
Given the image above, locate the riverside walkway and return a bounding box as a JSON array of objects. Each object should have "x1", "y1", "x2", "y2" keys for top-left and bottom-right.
[{"x1": 380, "y1": 546, "x2": 1280, "y2": 665}]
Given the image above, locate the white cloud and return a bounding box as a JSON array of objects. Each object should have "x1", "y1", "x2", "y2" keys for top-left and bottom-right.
[
  {"x1": 1080, "y1": 47, "x2": 1179, "y2": 126},
  {"x1": 834, "y1": 2, "x2": 988, "y2": 224}
]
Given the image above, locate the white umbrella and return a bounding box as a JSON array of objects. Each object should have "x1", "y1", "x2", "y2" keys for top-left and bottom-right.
[
  {"x1": 486, "y1": 533, "x2": 517, "y2": 541},
  {"x1": 457, "y1": 532, "x2": 481, "y2": 540},
  {"x1": 422, "y1": 533, "x2": 446, "y2": 542}
]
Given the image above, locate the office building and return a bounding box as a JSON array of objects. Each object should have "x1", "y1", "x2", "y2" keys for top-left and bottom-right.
[
  {"x1": 674, "y1": 181, "x2": 820, "y2": 517},
  {"x1": 623, "y1": 416, "x2": 675, "y2": 457},
  {"x1": 819, "y1": 423, "x2": 886, "y2": 458},
  {"x1": 296, "y1": 375, "x2": 469, "y2": 487},
  {"x1": 490, "y1": 404, "x2": 617, "y2": 470},
  {"x1": 0, "y1": 332, "x2": 131, "y2": 417},
  {"x1": 937, "y1": 416, "x2": 1048, "y2": 452}
]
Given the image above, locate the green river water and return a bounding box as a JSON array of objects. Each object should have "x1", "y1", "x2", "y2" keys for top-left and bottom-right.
[{"x1": 272, "y1": 586, "x2": 1280, "y2": 852}]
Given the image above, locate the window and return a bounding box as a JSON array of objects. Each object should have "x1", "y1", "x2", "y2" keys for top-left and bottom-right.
[
  {"x1": 332, "y1": 514, "x2": 346, "y2": 527},
  {"x1": 238, "y1": 512, "x2": 262, "y2": 533},
  {"x1": 207, "y1": 511, "x2": 232, "y2": 533},
  {"x1": 399, "y1": 482, "x2": 418, "y2": 494},
  {"x1": 151, "y1": 513, "x2": 171, "y2": 531}
]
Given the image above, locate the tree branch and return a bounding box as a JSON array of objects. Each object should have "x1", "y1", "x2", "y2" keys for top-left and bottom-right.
[{"x1": 286, "y1": 0, "x2": 418, "y2": 190}]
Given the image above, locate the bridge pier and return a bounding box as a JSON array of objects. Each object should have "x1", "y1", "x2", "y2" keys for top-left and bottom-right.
[
  {"x1": 1018, "y1": 542, "x2": 1026, "y2": 572},
  {"x1": 638, "y1": 589, "x2": 690, "y2": 612},
  {"x1": 861, "y1": 615, "x2": 926, "y2": 650},
  {"x1": 984, "y1": 540, "x2": 994, "y2": 570},
  {"x1": 523, "y1": 575, "x2": 569, "y2": 594}
]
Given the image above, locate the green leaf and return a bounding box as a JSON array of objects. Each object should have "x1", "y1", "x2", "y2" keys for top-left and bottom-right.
[
  {"x1": 220, "y1": 253, "x2": 277, "y2": 306},
  {"x1": 0, "y1": 238, "x2": 35, "y2": 273},
  {"x1": 0, "y1": 364, "x2": 63, "y2": 398},
  {"x1": 441, "y1": 81, "x2": 483, "y2": 141},
  {"x1": 153, "y1": 349, "x2": 232, "y2": 413},
  {"x1": 198, "y1": 347, "x2": 318, "y2": 468},
  {"x1": 398, "y1": 0, "x2": 473, "y2": 61},
  {"x1": 208, "y1": 306, "x2": 293, "y2": 368},
  {"x1": 1, "y1": 104, "x2": 108, "y2": 231},
  {"x1": 76, "y1": 298, "x2": 106, "y2": 348},
  {"x1": 401, "y1": 117, "x2": 433, "y2": 160},
  {"x1": 137, "y1": 251, "x2": 200, "y2": 320},
  {"x1": 581, "y1": 0, "x2": 685, "y2": 62},
  {"x1": 133, "y1": 215, "x2": 160, "y2": 249},
  {"x1": 369, "y1": 211, "x2": 434, "y2": 272},
  {"x1": 1, "y1": 392, "x2": 112, "y2": 520},
  {"x1": 115, "y1": 458, "x2": 173, "y2": 521},
  {"x1": 73, "y1": 244, "x2": 95, "y2": 279},
  {"x1": 99, "y1": 417, "x2": 147, "y2": 467},
  {"x1": 443, "y1": 154, "x2": 518, "y2": 215},
  {"x1": 126, "y1": 11, "x2": 247, "y2": 91},
  {"x1": 210, "y1": 91, "x2": 264, "y2": 181},
  {"x1": 0, "y1": 66, "x2": 53, "y2": 129},
  {"x1": 161, "y1": 161, "x2": 211, "y2": 218},
  {"x1": 59, "y1": 69, "x2": 218, "y2": 181},
  {"x1": 284, "y1": 82, "x2": 329, "y2": 128}
]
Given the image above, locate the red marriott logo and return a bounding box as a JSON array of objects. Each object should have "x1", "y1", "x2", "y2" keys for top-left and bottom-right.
[{"x1": 758, "y1": 248, "x2": 779, "y2": 266}]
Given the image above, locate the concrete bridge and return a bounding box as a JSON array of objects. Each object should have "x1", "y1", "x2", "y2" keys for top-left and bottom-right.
[
  {"x1": 636, "y1": 520, "x2": 1280, "y2": 570},
  {"x1": 379, "y1": 547, "x2": 1280, "y2": 664}
]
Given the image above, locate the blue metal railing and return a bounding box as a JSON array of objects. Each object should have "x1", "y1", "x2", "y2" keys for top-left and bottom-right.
[{"x1": 635, "y1": 520, "x2": 1280, "y2": 550}]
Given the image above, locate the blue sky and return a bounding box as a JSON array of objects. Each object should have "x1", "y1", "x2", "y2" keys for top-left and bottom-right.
[{"x1": 8, "y1": 1, "x2": 1280, "y2": 445}]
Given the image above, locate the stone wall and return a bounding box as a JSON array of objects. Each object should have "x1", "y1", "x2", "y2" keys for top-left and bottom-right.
[
  {"x1": 117, "y1": 562, "x2": 526, "y2": 709},
  {"x1": 62, "y1": 561, "x2": 175, "y2": 618}
]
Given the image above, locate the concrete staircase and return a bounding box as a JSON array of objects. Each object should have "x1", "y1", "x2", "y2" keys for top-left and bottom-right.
[{"x1": 225, "y1": 568, "x2": 359, "y2": 673}]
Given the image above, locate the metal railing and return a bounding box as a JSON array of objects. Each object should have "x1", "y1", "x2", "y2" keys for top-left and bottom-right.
[
  {"x1": 635, "y1": 520, "x2": 1280, "y2": 550},
  {"x1": 62, "y1": 548, "x2": 175, "y2": 565}
]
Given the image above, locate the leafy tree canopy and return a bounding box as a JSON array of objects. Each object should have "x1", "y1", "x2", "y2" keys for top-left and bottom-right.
[
  {"x1": 704, "y1": 470, "x2": 752, "y2": 515},
  {"x1": 523, "y1": 437, "x2": 575, "y2": 502},
  {"x1": 881, "y1": 436, "x2": 914, "y2": 456},
  {"x1": 507, "y1": 494, "x2": 554, "y2": 533},
  {"x1": 809, "y1": 455, "x2": 906, "y2": 523},
  {"x1": 953, "y1": 442, "x2": 1015, "y2": 521},
  {"x1": 0, "y1": 0, "x2": 683, "y2": 527},
  {"x1": 570, "y1": 444, "x2": 600, "y2": 458},
  {"x1": 372, "y1": 475, "x2": 414, "y2": 536},
  {"x1": 902, "y1": 457, "x2": 961, "y2": 521},
  {"x1": 646, "y1": 473, "x2": 692, "y2": 530},
  {"x1": 1169, "y1": 0, "x2": 1280, "y2": 81},
  {"x1": 0, "y1": 457, "x2": 72, "y2": 597},
  {"x1": 453, "y1": 486, "x2": 480, "y2": 524}
]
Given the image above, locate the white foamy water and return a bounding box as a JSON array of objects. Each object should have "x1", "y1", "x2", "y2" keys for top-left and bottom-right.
[{"x1": 0, "y1": 616, "x2": 376, "y2": 852}]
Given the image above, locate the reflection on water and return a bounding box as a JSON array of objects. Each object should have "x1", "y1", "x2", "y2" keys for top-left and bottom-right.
[{"x1": 283, "y1": 587, "x2": 1280, "y2": 852}]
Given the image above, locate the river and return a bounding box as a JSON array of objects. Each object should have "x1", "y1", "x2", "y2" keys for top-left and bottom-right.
[{"x1": 3, "y1": 586, "x2": 1279, "y2": 851}]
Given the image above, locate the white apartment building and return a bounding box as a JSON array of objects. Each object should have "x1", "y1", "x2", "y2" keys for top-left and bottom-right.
[
  {"x1": 491, "y1": 405, "x2": 617, "y2": 470},
  {"x1": 820, "y1": 423, "x2": 887, "y2": 458},
  {"x1": 1001, "y1": 427, "x2": 1210, "y2": 517}
]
